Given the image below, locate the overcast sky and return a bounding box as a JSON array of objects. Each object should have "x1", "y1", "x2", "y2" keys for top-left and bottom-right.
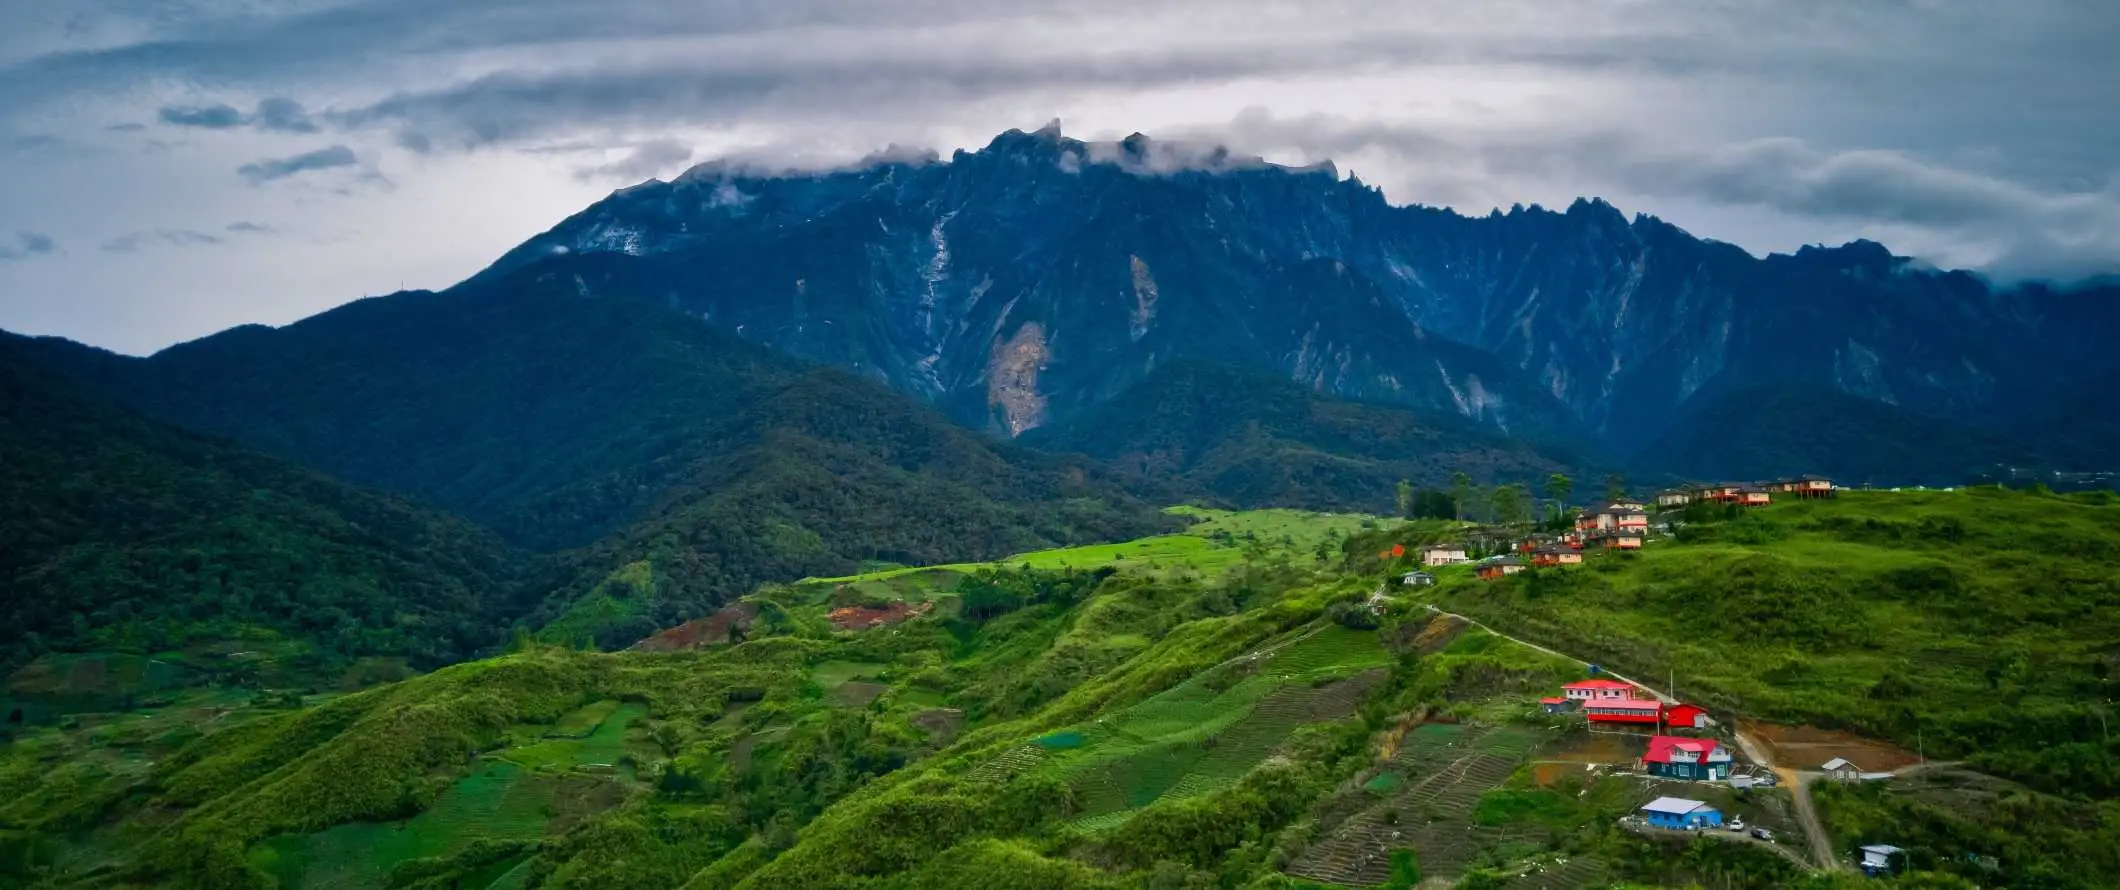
[{"x1": 1, "y1": 0, "x2": 2115, "y2": 354}]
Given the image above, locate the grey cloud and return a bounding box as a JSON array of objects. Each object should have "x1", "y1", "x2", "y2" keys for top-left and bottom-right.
[
  {"x1": 159, "y1": 102, "x2": 244, "y2": 128},
  {"x1": 225, "y1": 221, "x2": 275, "y2": 234},
  {"x1": 101, "y1": 228, "x2": 225, "y2": 253},
  {"x1": 0, "y1": 231, "x2": 58, "y2": 261},
  {"x1": 574, "y1": 139, "x2": 694, "y2": 181},
  {"x1": 252, "y1": 97, "x2": 319, "y2": 133},
  {"x1": 236, "y1": 144, "x2": 359, "y2": 183},
  {"x1": 156, "y1": 97, "x2": 319, "y2": 133},
  {"x1": 1214, "y1": 111, "x2": 2120, "y2": 279}
]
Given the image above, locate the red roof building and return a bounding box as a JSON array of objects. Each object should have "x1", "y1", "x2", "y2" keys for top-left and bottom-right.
[
  {"x1": 1643, "y1": 735, "x2": 1734, "y2": 779},
  {"x1": 1583, "y1": 698, "x2": 1665, "y2": 724},
  {"x1": 1562, "y1": 678, "x2": 1638, "y2": 702},
  {"x1": 1665, "y1": 703, "x2": 1710, "y2": 730}
]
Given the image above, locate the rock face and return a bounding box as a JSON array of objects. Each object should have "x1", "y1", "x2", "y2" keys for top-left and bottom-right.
[{"x1": 478, "y1": 123, "x2": 2120, "y2": 453}]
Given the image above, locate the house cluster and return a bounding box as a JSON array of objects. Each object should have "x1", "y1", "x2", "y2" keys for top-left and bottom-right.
[
  {"x1": 1655, "y1": 475, "x2": 1835, "y2": 510},
  {"x1": 1394, "y1": 473, "x2": 1836, "y2": 586},
  {"x1": 1541, "y1": 678, "x2": 1709, "y2": 730}
]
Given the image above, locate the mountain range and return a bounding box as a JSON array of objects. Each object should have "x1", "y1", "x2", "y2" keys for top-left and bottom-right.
[
  {"x1": 479, "y1": 121, "x2": 2120, "y2": 457},
  {"x1": 5, "y1": 121, "x2": 2116, "y2": 664}
]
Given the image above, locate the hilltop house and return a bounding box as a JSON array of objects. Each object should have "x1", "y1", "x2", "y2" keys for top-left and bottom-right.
[
  {"x1": 1477, "y1": 557, "x2": 1526, "y2": 580},
  {"x1": 1400, "y1": 571, "x2": 1437, "y2": 587},
  {"x1": 1792, "y1": 474, "x2": 1836, "y2": 498},
  {"x1": 1640, "y1": 797, "x2": 1723, "y2": 830},
  {"x1": 1664, "y1": 703, "x2": 1710, "y2": 730},
  {"x1": 1821, "y1": 758, "x2": 1865, "y2": 782},
  {"x1": 1859, "y1": 844, "x2": 1906, "y2": 876},
  {"x1": 1532, "y1": 547, "x2": 1583, "y2": 567},
  {"x1": 1698, "y1": 483, "x2": 1746, "y2": 503},
  {"x1": 1563, "y1": 678, "x2": 1638, "y2": 702},
  {"x1": 1644, "y1": 735, "x2": 1734, "y2": 780},
  {"x1": 1419, "y1": 545, "x2": 1471, "y2": 567},
  {"x1": 1584, "y1": 698, "x2": 1665, "y2": 724},
  {"x1": 1656, "y1": 489, "x2": 1693, "y2": 509},
  {"x1": 1598, "y1": 532, "x2": 1645, "y2": 550},
  {"x1": 1737, "y1": 486, "x2": 1773, "y2": 506},
  {"x1": 1577, "y1": 501, "x2": 1650, "y2": 533}
]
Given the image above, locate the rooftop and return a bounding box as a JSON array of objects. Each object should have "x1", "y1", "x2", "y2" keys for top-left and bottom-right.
[
  {"x1": 1564, "y1": 678, "x2": 1635, "y2": 690},
  {"x1": 1641, "y1": 797, "x2": 1713, "y2": 815},
  {"x1": 1587, "y1": 698, "x2": 1663, "y2": 711}
]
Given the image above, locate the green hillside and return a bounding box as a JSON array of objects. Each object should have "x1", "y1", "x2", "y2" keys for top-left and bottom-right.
[
  {"x1": 1415, "y1": 488, "x2": 2120, "y2": 797},
  {"x1": 0, "y1": 335, "x2": 529, "y2": 689},
  {"x1": 7, "y1": 283, "x2": 1172, "y2": 650},
  {"x1": 7, "y1": 494, "x2": 2120, "y2": 890},
  {"x1": 1023, "y1": 361, "x2": 1589, "y2": 514}
]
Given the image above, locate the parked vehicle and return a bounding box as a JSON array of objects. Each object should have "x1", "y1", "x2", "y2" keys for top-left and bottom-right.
[
  {"x1": 1752, "y1": 828, "x2": 1774, "y2": 841},
  {"x1": 1726, "y1": 819, "x2": 1747, "y2": 832}
]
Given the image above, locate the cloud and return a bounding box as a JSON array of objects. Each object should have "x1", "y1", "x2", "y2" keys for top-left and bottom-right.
[
  {"x1": 573, "y1": 138, "x2": 694, "y2": 181},
  {"x1": 155, "y1": 97, "x2": 320, "y2": 133},
  {"x1": 253, "y1": 97, "x2": 321, "y2": 133},
  {"x1": 236, "y1": 144, "x2": 359, "y2": 183},
  {"x1": 1207, "y1": 110, "x2": 2120, "y2": 279},
  {"x1": 0, "y1": 231, "x2": 57, "y2": 261},
  {"x1": 100, "y1": 223, "x2": 278, "y2": 253},
  {"x1": 159, "y1": 103, "x2": 245, "y2": 128}
]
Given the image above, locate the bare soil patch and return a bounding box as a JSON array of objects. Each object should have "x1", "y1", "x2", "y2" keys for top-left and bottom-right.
[{"x1": 1740, "y1": 720, "x2": 1921, "y2": 772}]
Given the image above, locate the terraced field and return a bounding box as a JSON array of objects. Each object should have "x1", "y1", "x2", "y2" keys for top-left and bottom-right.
[
  {"x1": 250, "y1": 700, "x2": 646, "y2": 889},
  {"x1": 1288, "y1": 723, "x2": 1549, "y2": 887},
  {"x1": 961, "y1": 625, "x2": 1391, "y2": 832}
]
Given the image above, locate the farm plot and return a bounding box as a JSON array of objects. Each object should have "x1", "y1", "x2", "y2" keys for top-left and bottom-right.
[
  {"x1": 968, "y1": 625, "x2": 1389, "y2": 832},
  {"x1": 1288, "y1": 723, "x2": 1549, "y2": 887},
  {"x1": 252, "y1": 701, "x2": 646, "y2": 889}
]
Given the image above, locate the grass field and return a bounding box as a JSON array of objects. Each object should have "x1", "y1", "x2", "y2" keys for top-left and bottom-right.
[{"x1": 799, "y1": 507, "x2": 1395, "y2": 588}]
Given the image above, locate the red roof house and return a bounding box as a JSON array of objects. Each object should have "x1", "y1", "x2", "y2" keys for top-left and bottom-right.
[
  {"x1": 1583, "y1": 698, "x2": 1665, "y2": 724},
  {"x1": 1643, "y1": 735, "x2": 1734, "y2": 779},
  {"x1": 1664, "y1": 703, "x2": 1710, "y2": 730},
  {"x1": 1562, "y1": 678, "x2": 1638, "y2": 702}
]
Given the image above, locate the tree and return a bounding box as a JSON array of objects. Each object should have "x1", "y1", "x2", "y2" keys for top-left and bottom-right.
[
  {"x1": 1605, "y1": 473, "x2": 1627, "y2": 501},
  {"x1": 1451, "y1": 472, "x2": 1473, "y2": 521},
  {"x1": 1395, "y1": 479, "x2": 1414, "y2": 519},
  {"x1": 1546, "y1": 473, "x2": 1573, "y2": 522},
  {"x1": 1490, "y1": 485, "x2": 1526, "y2": 526}
]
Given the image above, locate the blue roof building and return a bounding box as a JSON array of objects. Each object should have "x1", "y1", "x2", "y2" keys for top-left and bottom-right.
[{"x1": 1640, "y1": 797, "x2": 1723, "y2": 830}]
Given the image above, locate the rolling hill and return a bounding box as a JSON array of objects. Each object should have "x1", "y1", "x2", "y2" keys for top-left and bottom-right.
[{"x1": 0, "y1": 334, "x2": 530, "y2": 679}]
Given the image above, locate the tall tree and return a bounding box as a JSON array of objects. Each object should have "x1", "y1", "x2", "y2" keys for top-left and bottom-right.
[
  {"x1": 1451, "y1": 471, "x2": 1472, "y2": 522},
  {"x1": 1491, "y1": 484, "x2": 1526, "y2": 526},
  {"x1": 1606, "y1": 473, "x2": 1627, "y2": 501},
  {"x1": 1546, "y1": 473, "x2": 1574, "y2": 524},
  {"x1": 1395, "y1": 479, "x2": 1414, "y2": 519}
]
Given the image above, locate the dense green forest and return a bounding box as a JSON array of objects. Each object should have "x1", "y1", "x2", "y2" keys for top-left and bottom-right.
[
  {"x1": 1024, "y1": 361, "x2": 1585, "y2": 514},
  {"x1": 1631, "y1": 384, "x2": 2054, "y2": 487},
  {"x1": 9, "y1": 277, "x2": 1155, "y2": 556},
  {"x1": 0, "y1": 336, "x2": 530, "y2": 678},
  {"x1": 6, "y1": 283, "x2": 1171, "y2": 651}
]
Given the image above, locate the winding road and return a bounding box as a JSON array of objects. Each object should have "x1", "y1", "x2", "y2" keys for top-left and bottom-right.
[{"x1": 1414, "y1": 602, "x2": 1844, "y2": 871}]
